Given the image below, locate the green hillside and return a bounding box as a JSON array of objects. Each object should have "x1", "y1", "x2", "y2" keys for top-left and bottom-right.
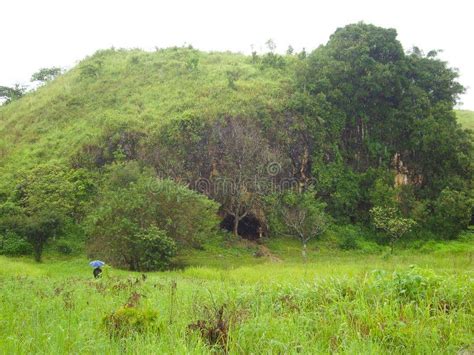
[
  {"x1": 456, "y1": 109, "x2": 474, "y2": 130},
  {"x1": 0, "y1": 48, "x2": 288, "y2": 180},
  {"x1": 0, "y1": 23, "x2": 472, "y2": 267},
  {"x1": 1, "y1": 45, "x2": 471, "y2": 186}
]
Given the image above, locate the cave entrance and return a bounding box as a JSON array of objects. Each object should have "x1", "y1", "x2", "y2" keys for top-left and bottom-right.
[{"x1": 220, "y1": 213, "x2": 262, "y2": 240}]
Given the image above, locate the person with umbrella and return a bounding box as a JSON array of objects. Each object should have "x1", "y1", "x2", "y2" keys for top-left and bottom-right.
[{"x1": 90, "y1": 260, "x2": 105, "y2": 278}]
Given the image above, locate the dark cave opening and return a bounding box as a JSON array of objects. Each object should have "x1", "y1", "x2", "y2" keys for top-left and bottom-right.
[{"x1": 220, "y1": 214, "x2": 262, "y2": 240}]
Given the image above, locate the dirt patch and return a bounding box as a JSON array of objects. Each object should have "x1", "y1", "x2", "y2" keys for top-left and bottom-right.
[{"x1": 254, "y1": 245, "x2": 282, "y2": 263}]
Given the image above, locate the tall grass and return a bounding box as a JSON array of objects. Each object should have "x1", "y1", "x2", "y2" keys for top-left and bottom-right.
[{"x1": 0, "y1": 249, "x2": 473, "y2": 354}]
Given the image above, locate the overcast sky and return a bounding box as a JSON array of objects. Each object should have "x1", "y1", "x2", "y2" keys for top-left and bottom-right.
[{"x1": 1, "y1": 0, "x2": 473, "y2": 109}]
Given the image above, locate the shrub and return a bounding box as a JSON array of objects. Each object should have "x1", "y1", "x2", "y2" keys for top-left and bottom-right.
[
  {"x1": 339, "y1": 235, "x2": 359, "y2": 250},
  {"x1": 103, "y1": 306, "x2": 159, "y2": 338},
  {"x1": 56, "y1": 240, "x2": 73, "y2": 255},
  {"x1": 335, "y1": 225, "x2": 361, "y2": 250},
  {"x1": 0, "y1": 232, "x2": 32, "y2": 256},
  {"x1": 134, "y1": 226, "x2": 177, "y2": 271},
  {"x1": 372, "y1": 266, "x2": 441, "y2": 302},
  {"x1": 428, "y1": 188, "x2": 473, "y2": 239},
  {"x1": 86, "y1": 162, "x2": 219, "y2": 271}
]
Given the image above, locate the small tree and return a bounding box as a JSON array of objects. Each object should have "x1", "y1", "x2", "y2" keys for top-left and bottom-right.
[
  {"x1": 269, "y1": 191, "x2": 329, "y2": 259},
  {"x1": 31, "y1": 67, "x2": 62, "y2": 83},
  {"x1": 210, "y1": 117, "x2": 280, "y2": 238},
  {"x1": 0, "y1": 211, "x2": 62, "y2": 262},
  {"x1": 370, "y1": 206, "x2": 416, "y2": 253},
  {"x1": 0, "y1": 164, "x2": 95, "y2": 261},
  {"x1": 24, "y1": 213, "x2": 63, "y2": 262},
  {"x1": 0, "y1": 84, "x2": 26, "y2": 104}
]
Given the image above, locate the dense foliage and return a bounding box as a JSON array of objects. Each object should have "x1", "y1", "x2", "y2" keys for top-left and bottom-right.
[
  {"x1": 0, "y1": 22, "x2": 472, "y2": 267},
  {"x1": 86, "y1": 162, "x2": 218, "y2": 270}
]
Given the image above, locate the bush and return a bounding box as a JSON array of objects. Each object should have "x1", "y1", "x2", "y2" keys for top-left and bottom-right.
[
  {"x1": 0, "y1": 233, "x2": 32, "y2": 256},
  {"x1": 428, "y1": 188, "x2": 473, "y2": 239},
  {"x1": 86, "y1": 162, "x2": 219, "y2": 271},
  {"x1": 56, "y1": 240, "x2": 73, "y2": 255},
  {"x1": 135, "y1": 226, "x2": 177, "y2": 271},
  {"x1": 339, "y1": 235, "x2": 359, "y2": 250},
  {"x1": 331, "y1": 225, "x2": 362, "y2": 250},
  {"x1": 103, "y1": 306, "x2": 159, "y2": 338},
  {"x1": 372, "y1": 266, "x2": 441, "y2": 302}
]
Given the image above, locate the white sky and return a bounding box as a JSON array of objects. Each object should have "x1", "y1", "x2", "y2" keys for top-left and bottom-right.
[{"x1": 1, "y1": 0, "x2": 473, "y2": 109}]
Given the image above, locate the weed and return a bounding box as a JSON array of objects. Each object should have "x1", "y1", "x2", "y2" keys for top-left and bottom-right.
[
  {"x1": 188, "y1": 305, "x2": 229, "y2": 353},
  {"x1": 103, "y1": 306, "x2": 159, "y2": 338}
]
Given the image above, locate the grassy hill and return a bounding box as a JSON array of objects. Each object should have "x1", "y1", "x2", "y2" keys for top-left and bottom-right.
[
  {"x1": 1, "y1": 37, "x2": 472, "y2": 256},
  {"x1": 2, "y1": 48, "x2": 472, "y2": 182},
  {"x1": 0, "y1": 48, "x2": 289, "y2": 183},
  {"x1": 456, "y1": 109, "x2": 474, "y2": 130}
]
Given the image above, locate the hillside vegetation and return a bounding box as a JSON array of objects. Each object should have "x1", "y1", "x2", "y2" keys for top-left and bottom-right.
[
  {"x1": 0, "y1": 48, "x2": 287, "y2": 176},
  {"x1": 0, "y1": 23, "x2": 472, "y2": 267},
  {"x1": 457, "y1": 110, "x2": 474, "y2": 130}
]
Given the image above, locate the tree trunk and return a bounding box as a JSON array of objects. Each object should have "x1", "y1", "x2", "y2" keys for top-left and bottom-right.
[
  {"x1": 33, "y1": 240, "x2": 43, "y2": 262},
  {"x1": 233, "y1": 216, "x2": 239, "y2": 237},
  {"x1": 302, "y1": 242, "x2": 307, "y2": 261}
]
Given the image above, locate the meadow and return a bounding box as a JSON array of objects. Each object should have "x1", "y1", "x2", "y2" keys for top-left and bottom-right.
[{"x1": 1, "y1": 239, "x2": 473, "y2": 354}]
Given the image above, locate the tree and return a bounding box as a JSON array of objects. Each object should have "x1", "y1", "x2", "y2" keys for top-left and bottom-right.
[
  {"x1": 0, "y1": 209, "x2": 63, "y2": 262},
  {"x1": 143, "y1": 117, "x2": 284, "y2": 238},
  {"x1": 209, "y1": 117, "x2": 280, "y2": 237},
  {"x1": 268, "y1": 191, "x2": 329, "y2": 259},
  {"x1": 302, "y1": 23, "x2": 408, "y2": 171},
  {"x1": 0, "y1": 84, "x2": 26, "y2": 104},
  {"x1": 87, "y1": 162, "x2": 219, "y2": 270},
  {"x1": 0, "y1": 164, "x2": 95, "y2": 261},
  {"x1": 294, "y1": 22, "x2": 472, "y2": 229},
  {"x1": 428, "y1": 188, "x2": 473, "y2": 239},
  {"x1": 23, "y1": 212, "x2": 62, "y2": 262},
  {"x1": 31, "y1": 67, "x2": 62, "y2": 83},
  {"x1": 370, "y1": 206, "x2": 416, "y2": 253}
]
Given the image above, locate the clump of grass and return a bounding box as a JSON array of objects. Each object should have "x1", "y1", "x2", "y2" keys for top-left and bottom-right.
[
  {"x1": 103, "y1": 306, "x2": 159, "y2": 338},
  {"x1": 188, "y1": 305, "x2": 229, "y2": 352},
  {"x1": 103, "y1": 291, "x2": 159, "y2": 338}
]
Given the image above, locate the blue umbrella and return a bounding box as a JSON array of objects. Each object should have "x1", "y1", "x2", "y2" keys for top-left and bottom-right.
[{"x1": 89, "y1": 260, "x2": 105, "y2": 268}]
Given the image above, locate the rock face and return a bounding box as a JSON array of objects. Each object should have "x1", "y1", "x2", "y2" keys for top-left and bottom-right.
[
  {"x1": 393, "y1": 153, "x2": 409, "y2": 187},
  {"x1": 392, "y1": 153, "x2": 423, "y2": 187}
]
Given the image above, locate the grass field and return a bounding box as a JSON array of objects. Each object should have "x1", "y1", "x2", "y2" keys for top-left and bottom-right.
[{"x1": 1, "y1": 240, "x2": 473, "y2": 354}]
